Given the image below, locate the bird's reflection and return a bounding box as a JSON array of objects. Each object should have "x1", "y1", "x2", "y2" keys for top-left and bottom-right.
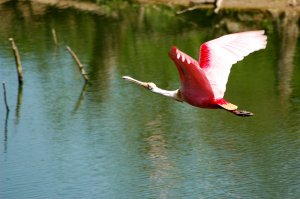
[{"x1": 144, "y1": 116, "x2": 175, "y2": 198}]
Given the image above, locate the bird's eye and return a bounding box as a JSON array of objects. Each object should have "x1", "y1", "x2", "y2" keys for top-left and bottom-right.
[{"x1": 148, "y1": 83, "x2": 156, "y2": 90}]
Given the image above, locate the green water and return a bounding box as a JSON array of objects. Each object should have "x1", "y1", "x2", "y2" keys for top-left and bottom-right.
[{"x1": 0, "y1": 1, "x2": 300, "y2": 198}]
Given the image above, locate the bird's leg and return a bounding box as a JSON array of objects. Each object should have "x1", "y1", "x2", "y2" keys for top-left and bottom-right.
[
  {"x1": 122, "y1": 76, "x2": 183, "y2": 102},
  {"x1": 230, "y1": 109, "x2": 254, "y2": 117},
  {"x1": 216, "y1": 100, "x2": 254, "y2": 117}
]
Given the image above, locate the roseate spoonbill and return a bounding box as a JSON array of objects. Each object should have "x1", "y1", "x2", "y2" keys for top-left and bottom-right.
[{"x1": 123, "y1": 30, "x2": 267, "y2": 116}]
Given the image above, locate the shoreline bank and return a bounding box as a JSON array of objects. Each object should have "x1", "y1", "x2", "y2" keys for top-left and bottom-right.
[{"x1": 2, "y1": 0, "x2": 300, "y2": 15}]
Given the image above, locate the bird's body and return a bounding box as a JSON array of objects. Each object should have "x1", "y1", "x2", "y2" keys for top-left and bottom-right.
[
  {"x1": 123, "y1": 30, "x2": 267, "y2": 116},
  {"x1": 169, "y1": 46, "x2": 216, "y2": 109}
]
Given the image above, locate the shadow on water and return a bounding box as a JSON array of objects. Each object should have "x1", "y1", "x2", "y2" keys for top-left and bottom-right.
[{"x1": 1, "y1": 1, "x2": 300, "y2": 198}]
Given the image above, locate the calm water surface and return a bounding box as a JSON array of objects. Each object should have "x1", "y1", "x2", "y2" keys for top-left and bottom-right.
[{"x1": 0, "y1": 2, "x2": 300, "y2": 199}]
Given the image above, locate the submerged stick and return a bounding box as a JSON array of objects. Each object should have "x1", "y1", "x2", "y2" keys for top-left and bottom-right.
[
  {"x1": 9, "y1": 38, "x2": 23, "y2": 85},
  {"x1": 73, "y1": 83, "x2": 88, "y2": 113},
  {"x1": 66, "y1": 46, "x2": 89, "y2": 82},
  {"x1": 4, "y1": 110, "x2": 9, "y2": 153},
  {"x1": 3, "y1": 82, "x2": 9, "y2": 152},
  {"x1": 15, "y1": 85, "x2": 23, "y2": 123},
  {"x1": 51, "y1": 28, "x2": 58, "y2": 45},
  {"x1": 2, "y1": 82, "x2": 9, "y2": 112}
]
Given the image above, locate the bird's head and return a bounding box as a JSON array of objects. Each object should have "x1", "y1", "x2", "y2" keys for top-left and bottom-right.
[{"x1": 146, "y1": 82, "x2": 157, "y2": 90}]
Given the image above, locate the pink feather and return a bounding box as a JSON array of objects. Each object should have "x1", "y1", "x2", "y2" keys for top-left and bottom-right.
[{"x1": 199, "y1": 30, "x2": 267, "y2": 99}]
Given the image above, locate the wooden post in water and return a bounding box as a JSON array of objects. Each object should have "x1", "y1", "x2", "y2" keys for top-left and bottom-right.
[
  {"x1": 9, "y1": 38, "x2": 23, "y2": 85},
  {"x1": 66, "y1": 46, "x2": 89, "y2": 82},
  {"x1": 2, "y1": 82, "x2": 9, "y2": 112}
]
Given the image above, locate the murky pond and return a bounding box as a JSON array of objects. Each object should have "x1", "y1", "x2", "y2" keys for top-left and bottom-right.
[{"x1": 1, "y1": 1, "x2": 300, "y2": 198}]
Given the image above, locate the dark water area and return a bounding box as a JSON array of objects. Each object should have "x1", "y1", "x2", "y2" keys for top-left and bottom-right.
[{"x1": 0, "y1": 1, "x2": 300, "y2": 198}]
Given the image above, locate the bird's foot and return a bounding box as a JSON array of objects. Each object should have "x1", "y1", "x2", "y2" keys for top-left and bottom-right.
[{"x1": 231, "y1": 109, "x2": 254, "y2": 117}]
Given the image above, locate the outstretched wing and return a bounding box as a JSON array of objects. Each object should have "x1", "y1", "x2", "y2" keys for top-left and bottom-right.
[{"x1": 199, "y1": 30, "x2": 267, "y2": 99}]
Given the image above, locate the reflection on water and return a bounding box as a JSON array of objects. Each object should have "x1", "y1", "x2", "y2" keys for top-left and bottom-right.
[
  {"x1": 1, "y1": 1, "x2": 300, "y2": 199},
  {"x1": 275, "y1": 10, "x2": 299, "y2": 112}
]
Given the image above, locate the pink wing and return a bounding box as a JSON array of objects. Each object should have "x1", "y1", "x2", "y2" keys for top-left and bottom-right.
[{"x1": 199, "y1": 30, "x2": 267, "y2": 99}]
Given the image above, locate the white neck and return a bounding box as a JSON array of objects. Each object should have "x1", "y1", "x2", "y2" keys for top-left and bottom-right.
[
  {"x1": 122, "y1": 76, "x2": 183, "y2": 102},
  {"x1": 150, "y1": 86, "x2": 183, "y2": 102}
]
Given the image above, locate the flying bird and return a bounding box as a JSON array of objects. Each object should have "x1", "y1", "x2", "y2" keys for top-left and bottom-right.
[{"x1": 123, "y1": 30, "x2": 267, "y2": 116}]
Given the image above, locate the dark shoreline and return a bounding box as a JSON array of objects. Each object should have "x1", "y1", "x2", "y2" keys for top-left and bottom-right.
[{"x1": 2, "y1": 0, "x2": 300, "y2": 16}]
